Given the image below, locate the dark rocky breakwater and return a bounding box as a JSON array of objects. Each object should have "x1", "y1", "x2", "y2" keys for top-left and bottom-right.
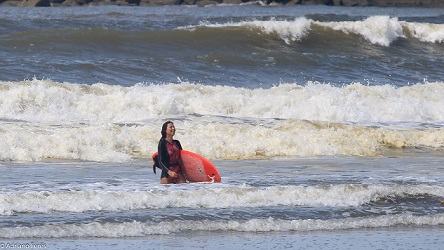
[{"x1": 1, "y1": 0, "x2": 444, "y2": 7}]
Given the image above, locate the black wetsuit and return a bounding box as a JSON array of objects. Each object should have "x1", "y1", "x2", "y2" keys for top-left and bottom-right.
[{"x1": 157, "y1": 138, "x2": 184, "y2": 181}]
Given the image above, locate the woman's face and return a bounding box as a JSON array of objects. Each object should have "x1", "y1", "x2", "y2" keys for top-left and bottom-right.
[{"x1": 166, "y1": 123, "x2": 175, "y2": 137}]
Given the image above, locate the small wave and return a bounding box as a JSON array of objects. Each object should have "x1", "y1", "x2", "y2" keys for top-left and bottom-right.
[
  {"x1": 314, "y1": 16, "x2": 404, "y2": 46},
  {"x1": 1, "y1": 184, "x2": 442, "y2": 215},
  {"x1": 0, "y1": 214, "x2": 442, "y2": 238}
]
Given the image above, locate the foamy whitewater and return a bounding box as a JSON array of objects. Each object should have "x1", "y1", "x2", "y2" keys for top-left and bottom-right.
[
  {"x1": 0, "y1": 5, "x2": 443, "y2": 250},
  {"x1": 1, "y1": 80, "x2": 444, "y2": 162}
]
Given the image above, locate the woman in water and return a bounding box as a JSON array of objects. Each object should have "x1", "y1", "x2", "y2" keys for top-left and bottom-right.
[{"x1": 157, "y1": 121, "x2": 186, "y2": 184}]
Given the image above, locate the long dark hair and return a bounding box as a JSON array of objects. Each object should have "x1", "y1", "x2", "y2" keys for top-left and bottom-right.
[{"x1": 161, "y1": 121, "x2": 173, "y2": 139}]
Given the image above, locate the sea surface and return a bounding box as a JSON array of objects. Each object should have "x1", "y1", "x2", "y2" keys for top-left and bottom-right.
[{"x1": 0, "y1": 5, "x2": 443, "y2": 250}]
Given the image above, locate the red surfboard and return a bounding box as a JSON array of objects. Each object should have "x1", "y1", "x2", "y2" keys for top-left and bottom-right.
[{"x1": 152, "y1": 150, "x2": 221, "y2": 183}]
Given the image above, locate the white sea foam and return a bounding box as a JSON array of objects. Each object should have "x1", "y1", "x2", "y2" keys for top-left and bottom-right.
[
  {"x1": 315, "y1": 16, "x2": 405, "y2": 46},
  {"x1": 194, "y1": 16, "x2": 444, "y2": 46},
  {"x1": 1, "y1": 79, "x2": 444, "y2": 161},
  {"x1": 1, "y1": 79, "x2": 444, "y2": 124},
  {"x1": 0, "y1": 184, "x2": 442, "y2": 215},
  {"x1": 0, "y1": 214, "x2": 442, "y2": 238},
  {"x1": 241, "y1": 17, "x2": 311, "y2": 44},
  {"x1": 405, "y1": 22, "x2": 444, "y2": 43}
]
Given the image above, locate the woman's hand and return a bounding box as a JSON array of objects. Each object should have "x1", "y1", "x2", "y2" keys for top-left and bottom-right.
[{"x1": 168, "y1": 170, "x2": 177, "y2": 178}]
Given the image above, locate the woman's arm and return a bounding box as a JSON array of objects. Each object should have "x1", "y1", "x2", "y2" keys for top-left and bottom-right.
[{"x1": 157, "y1": 139, "x2": 170, "y2": 172}]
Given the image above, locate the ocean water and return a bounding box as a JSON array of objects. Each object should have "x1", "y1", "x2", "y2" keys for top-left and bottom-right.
[{"x1": 0, "y1": 5, "x2": 444, "y2": 249}]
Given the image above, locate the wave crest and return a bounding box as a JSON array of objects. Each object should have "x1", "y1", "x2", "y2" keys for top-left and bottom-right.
[{"x1": 193, "y1": 16, "x2": 444, "y2": 46}]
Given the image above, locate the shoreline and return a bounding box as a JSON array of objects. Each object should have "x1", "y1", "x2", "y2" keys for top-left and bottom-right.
[
  {"x1": 2, "y1": 0, "x2": 444, "y2": 7},
  {"x1": 6, "y1": 227, "x2": 444, "y2": 250}
]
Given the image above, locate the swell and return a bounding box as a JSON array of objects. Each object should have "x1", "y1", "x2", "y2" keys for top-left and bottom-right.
[
  {"x1": 3, "y1": 16, "x2": 443, "y2": 49},
  {"x1": 2, "y1": 16, "x2": 442, "y2": 87}
]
